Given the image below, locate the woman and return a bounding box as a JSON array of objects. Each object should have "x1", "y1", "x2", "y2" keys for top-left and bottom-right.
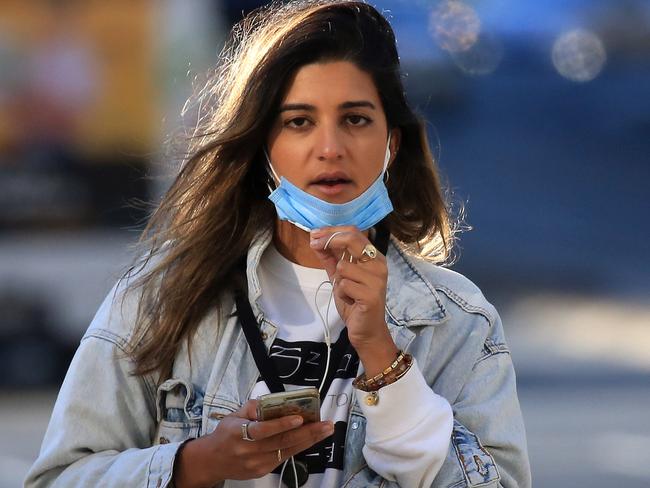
[{"x1": 26, "y1": 1, "x2": 531, "y2": 487}]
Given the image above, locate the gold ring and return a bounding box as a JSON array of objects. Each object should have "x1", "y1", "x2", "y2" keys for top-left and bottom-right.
[
  {"x1": 359, "y1": 243, "x2": 378, "y2": 263},
  {"x1": 241, "y1": 421, "x2": 254, "y2": 441},
  {"x1": 277, "y1": 448, "x2": 282, "y2": 462}
]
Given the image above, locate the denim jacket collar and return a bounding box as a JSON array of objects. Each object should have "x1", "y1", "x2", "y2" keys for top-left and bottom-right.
[{"x1": 244, "y1": 228, "x2": 450, "y2": 330}]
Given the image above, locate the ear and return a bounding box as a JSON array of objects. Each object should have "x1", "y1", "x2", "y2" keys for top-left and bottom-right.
[{"x1": 388, "y1": 127, "x2": 401, "y2": 167}]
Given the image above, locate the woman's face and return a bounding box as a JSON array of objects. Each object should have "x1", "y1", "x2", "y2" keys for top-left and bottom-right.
[{"x1": 267, "y1": 61, "x2": 398, "y2": 204}]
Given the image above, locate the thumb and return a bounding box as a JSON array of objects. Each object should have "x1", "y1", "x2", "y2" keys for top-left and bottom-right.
[
  {"x1": 311, "y1": 248, "x2": 339, "y2": 281},
  {"x1": 233, "y1": 399, "x2": 259, "y2": 420}
]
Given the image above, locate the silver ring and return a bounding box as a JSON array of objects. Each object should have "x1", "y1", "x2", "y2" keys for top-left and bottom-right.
[
  {"x1": 359, "y1": 243, "x2": 378, "y2": 263},
  {"x1": 277, "y1": 448, "x2": 282, "y2": 462},
  {"x1": 323, "y1": 231, "x2": 345, "y2": 250},
  {"x1": 241, "y1": 421, "x2": 254, "y2": 441}
]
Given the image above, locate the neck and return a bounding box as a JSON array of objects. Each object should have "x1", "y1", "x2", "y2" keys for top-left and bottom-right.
[
  {"x1": 273, "y1": 220, "x2": 323, "y2": 268},
  {"x1": 273, "y1": 220, "x2": 370, "y2": 268}
]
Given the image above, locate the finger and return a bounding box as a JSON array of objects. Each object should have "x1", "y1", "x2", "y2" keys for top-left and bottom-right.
[
  {"x1": 309, "y1": 229, "x2": 354, "y2": 279},
  {"x1": 255, "y1": 447, "x2": 302, "y2": 475},
  {"x1": 336, "y1": 278, "x2": 379, "y2": 309},
  {"x1": 311, "y1": 230, "x2": 378, "y2": 262},
  {"x1": 333, "y1": 277, "x2": 355, "y2": 305},
  {"x1": 276, "y1": 433, "x2": 332, "y2": 467},
  {"x1": 336, "y1": 257, "x2": 386, "y2": 284},
  {"x1": 310, "y1": 247, "x2": 339, "y2": 280},
  {"x1": 333, "y1": 260, "x2": 385, "y2": 304},
  {"x1": 246, "y1": 414, "x2": 305, "y2": 441},
  {"x1": 310, "y1": 231, "x2": 364, "y2": 279},
  {"x1": 257, "y1": 421, "x2": 333, "y2": 453},
  {"x1": 233, "y1": 399, "x2": 259, "y2": 421},
  {"x1": 310, "y1": 226, "x2": 359, "y2": 239},
  {"x1": 242, "y1": 423, "x2": 333, "y2": 476},
  {"x1": 311, "y1": 229, "x2": 366, "y2": 253},
  {"x1": 313, "y1": 231, "x2": 356, "y2": 272}
]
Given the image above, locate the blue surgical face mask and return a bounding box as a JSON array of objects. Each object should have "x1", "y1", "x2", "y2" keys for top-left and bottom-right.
[{"x1": 265, "y1": 135, "x2": 393, "y2": 231}]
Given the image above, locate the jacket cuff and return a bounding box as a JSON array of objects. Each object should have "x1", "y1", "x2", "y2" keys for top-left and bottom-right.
[
  {"x1": 147, "y1": 441, "x2": 184, "y2": 488},
  {"x1": 355, "y1": 359, "x2": 452, "y2": 443}
]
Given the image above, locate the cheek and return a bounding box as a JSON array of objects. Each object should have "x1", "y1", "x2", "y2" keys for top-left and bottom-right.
[
  {"x1": 269, "y1": 140, "x2": 307, "y2": 183},
  {"x1": 356, "y1": 144, "x2": 387, "y2": 183}
]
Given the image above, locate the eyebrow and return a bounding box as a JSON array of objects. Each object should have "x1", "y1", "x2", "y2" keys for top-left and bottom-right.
[{"x1": 278, "y1": 100, "x2": 377, "y2": 112}]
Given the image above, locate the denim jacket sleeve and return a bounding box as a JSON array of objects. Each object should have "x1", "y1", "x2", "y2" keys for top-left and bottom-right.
[
  {"x1": 434, "y1": 311, "x2": 531, "y2": 488},
  {"x1": 24, "y1": 283, "x2": 183, "y2": 488}
]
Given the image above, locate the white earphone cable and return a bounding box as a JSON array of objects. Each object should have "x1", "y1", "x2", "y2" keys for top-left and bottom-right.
[{"x1": 278, "y1": 242, "x2": 339, "y2": 488}]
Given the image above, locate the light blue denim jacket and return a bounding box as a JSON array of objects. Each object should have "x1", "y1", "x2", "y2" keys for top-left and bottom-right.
[{"x1": 25, "y1": 229, "x2": 531, "y2": 488}]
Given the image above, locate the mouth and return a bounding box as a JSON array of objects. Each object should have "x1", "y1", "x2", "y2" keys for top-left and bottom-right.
[
  {"x1": 312, "y1": 178, "x2": 351, "y2": 186},
  {"x1": 309, "y1": 172, "x2": 353, "y2": 196}
]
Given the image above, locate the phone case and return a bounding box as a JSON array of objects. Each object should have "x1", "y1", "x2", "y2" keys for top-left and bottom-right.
[{"x1": 256, "y1": 387, "x2": 321, "y2": 423}]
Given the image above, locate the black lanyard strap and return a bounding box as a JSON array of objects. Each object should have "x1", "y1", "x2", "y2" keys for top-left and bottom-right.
[
  {"x1": 235, "y1": 221, "x2": 390, "y2": 396},
  {"x1": 235, "y1": 289, "x2": 286, "y2": 393}
]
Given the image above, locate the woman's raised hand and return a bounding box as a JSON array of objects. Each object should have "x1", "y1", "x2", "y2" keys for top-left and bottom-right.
[
  {"x1": 173, "y1": 399, "x2": 333, "y2": 488},
  {"x1": 309, "y1": 226, "x2": 398, "y2": 371}
]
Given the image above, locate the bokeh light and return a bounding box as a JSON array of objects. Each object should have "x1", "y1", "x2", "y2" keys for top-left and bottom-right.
[
  {"x1": 429, "y1": 0, "x2": 481, "y2": 53},
  {"x1": 450, "y1": 32, "x2": 503, "y2": 76},
  {"x1": 552, "y1": 29, "x2": 607, "y2": 82}
]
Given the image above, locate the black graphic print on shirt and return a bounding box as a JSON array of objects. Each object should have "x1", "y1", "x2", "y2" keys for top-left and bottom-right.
[
  {"x1": 256, "y1": 328, "x2": 360, "y2": 474},
  {"x1": 265, "y1": 329, "x2": 359, "y2": 390}
]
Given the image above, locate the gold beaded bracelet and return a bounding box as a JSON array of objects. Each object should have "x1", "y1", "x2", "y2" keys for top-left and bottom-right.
[{"x1": 352, "y1": 350, "x2": 413, "y2": 392}]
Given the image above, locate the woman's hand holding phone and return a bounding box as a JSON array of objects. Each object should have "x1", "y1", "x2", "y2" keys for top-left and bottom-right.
[{"x1": 172, "y1": 399, "x2": 334, "y2": 488}]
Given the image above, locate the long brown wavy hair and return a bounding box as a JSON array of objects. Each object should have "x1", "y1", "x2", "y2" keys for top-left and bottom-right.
[{"x1": 121, "y1": 0, "x2": 460, "y2": 382}]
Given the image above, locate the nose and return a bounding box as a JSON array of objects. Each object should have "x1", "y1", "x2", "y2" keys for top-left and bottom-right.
[{"x1": 315, "y1": 123, "x2": 344, "y2": 161}]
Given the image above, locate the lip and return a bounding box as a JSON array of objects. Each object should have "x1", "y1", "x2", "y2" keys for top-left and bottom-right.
[
  {"x1": 310, "y1": 181, "x2": 353, "y2": 196},
  {"x1": 309, "y1": 171, "x2": 353, "y2": 197},
  {"x1": 310, "y1": 171, "x2": 352, "y2": 184}
]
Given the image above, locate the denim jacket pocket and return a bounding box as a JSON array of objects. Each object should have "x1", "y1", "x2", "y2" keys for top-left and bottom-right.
[
  {"x1": 154, "y1": 378, "x2": 204, "y2": 445},
  {"x1": 203, "y1": 400, "x2": 239, "y2": 437},
  {"x1": 451, "y1": 420, "x2": 500, "y2": 487}
]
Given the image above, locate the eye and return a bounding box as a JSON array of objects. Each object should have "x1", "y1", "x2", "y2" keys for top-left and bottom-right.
[
  {"x1": 346, "y1": 114, "x2": 372, "y2": 127},
  {"x1": 284, "y1": 117, "x2": 312, "y2": 129}
]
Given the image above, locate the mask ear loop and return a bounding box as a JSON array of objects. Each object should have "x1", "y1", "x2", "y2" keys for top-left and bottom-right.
[
  {"x1": 264, "y1": 148, "x2": 282, "y2": 192},
  {"x1": 382, "y1": 133, "x2": 392, "y2": 184}
]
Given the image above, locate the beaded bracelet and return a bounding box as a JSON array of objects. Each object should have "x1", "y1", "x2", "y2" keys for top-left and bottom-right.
[{"x1": 352, "y1": 350, "x2": 413, "y2": 392}]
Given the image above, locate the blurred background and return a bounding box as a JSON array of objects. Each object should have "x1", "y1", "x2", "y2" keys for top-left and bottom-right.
[{"x1": 0, "y1": 0, "x2": 648, "y2": 486}]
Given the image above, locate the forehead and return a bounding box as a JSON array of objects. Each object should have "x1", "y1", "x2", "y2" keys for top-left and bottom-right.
[{"x1": 282, "y1": 60, "x2": 381, "y2": 106}]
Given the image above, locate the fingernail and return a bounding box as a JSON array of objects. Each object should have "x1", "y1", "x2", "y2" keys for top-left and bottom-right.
[
  {"x1": 291, "y1": 416, "x2": 304, "y2": 427},
  {"x1": 311, "y1": 229, "x2": 324, "y2": 238},
  {"x1": 322, "y1": 422, "x2": 334, "y2": 435}
]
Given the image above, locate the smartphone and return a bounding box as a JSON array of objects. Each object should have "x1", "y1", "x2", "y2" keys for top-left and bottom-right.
[{"x1": 256, "y1": 387, "x2": 320, "y2": 424}]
